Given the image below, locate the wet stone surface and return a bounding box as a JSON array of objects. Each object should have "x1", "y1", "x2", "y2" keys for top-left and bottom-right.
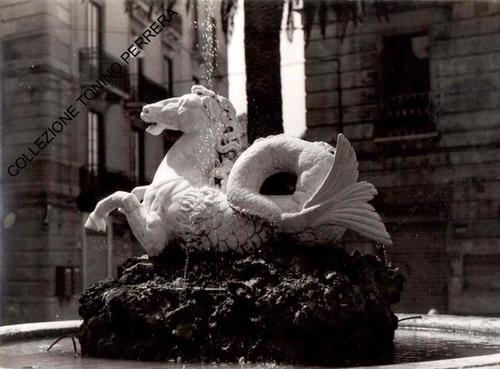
[{"x1": 78, "y1": 242, "x2": 405, "y2": 365}]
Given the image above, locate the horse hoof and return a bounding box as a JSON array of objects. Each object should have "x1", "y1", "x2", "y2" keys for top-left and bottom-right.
[{"x1": 85, "y1": 213, "x2": 107, "y2": 232}]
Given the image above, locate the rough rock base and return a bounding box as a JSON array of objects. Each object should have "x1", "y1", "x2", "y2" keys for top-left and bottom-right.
[{"x1": 78, "y1": 242, "x2": 404, "y2": 365}]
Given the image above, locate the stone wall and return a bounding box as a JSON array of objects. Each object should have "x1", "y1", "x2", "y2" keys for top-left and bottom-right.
[
  {"x1": 0, "y1": 0, "x2": 226, "y2": 324},
  {"x1": 0, "y1": 0, "x2": 83, "y2": 324},
  {"x1": 304, "y1": 1, "x2": 500, "y2": 315}
]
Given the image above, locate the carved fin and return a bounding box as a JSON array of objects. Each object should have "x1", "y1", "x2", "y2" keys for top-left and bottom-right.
[
  {"x1": 281, "y1": 135, "x2": 392, "y2": 246},
  {"x1": 303, "y1": 134, "x2": 359, "y2": 209},
  {"x1": 314, "y1": 184, "x2": 393, "y2": 245}
]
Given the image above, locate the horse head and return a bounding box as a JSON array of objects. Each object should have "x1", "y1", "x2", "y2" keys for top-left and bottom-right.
[
  {"x1": 141, "y1": 85, "x2": 243, "y2": 188},
  {"x1": 140, "y1": 85, "x2": 233, "y2": 135}
]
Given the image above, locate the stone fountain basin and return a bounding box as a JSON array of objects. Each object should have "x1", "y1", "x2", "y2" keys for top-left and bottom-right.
[{"x1": 1, "y1": 314, "x2": 500, "y2": 368}]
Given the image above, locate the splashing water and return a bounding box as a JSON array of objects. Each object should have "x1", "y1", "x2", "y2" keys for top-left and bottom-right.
[
  {"x1": 183, "y1": 241, "x2": 191, "y2": 293},
  {"x1": 181, "y1": 234, "x2": 195, "y2": 300},
  {"x1": 189, "y1": 1, "x2": 224, "y2": 186},
  {"x1": 185, "y1": 1, "x2": 225, "y2": 290},
  {"x1": 200, "y1": 0, "x2": 218, "y2": 90}
]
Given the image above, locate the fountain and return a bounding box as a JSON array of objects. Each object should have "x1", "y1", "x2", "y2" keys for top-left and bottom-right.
[
  {"x1": 1, "y1": 86, "x2": 500, "y2": 368},
  {"x1": 78, "y1": 85, "x2": 398, "y2": 364}
]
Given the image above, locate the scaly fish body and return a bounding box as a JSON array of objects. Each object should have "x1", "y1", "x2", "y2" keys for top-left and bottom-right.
[
  {"x1": 85, "y1": 133, "x2": 392, "y2": 256},
  {"x1": 171, "y1": 186, "x2": 273, "y2": 253},
  {"x1": 160, "y1": 134, "x2": 393, "y2": 254}
]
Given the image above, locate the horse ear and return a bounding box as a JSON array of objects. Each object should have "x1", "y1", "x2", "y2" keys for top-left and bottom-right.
[
  {"x1": 177, "y1": 105, "x2": 186, "y2": 115},
  {"x1": 175, "y1": 97, "x2": 187, "y2": 115}
]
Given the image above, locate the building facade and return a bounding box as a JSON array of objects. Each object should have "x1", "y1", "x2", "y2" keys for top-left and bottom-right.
[
  {"x1": 304, "y1": 1, "x2": 500, "y2": 315},
  {"x1": 0, "y1": 0, "x2": 228, "y2": 324}
]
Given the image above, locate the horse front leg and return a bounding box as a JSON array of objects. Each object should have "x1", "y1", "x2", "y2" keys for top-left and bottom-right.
[
  {"x1": 117, "y1": 193, "x2": 168, "y2": 256},
  {"x1": 85, "y1": 191, "x2": 167, "y2": 256},
  {"x1": 122, "y1": 206, "x2": 168, "y2": 256},
  {"x1": 85, "y1": 191, "x2": 134, "y2": 232}
]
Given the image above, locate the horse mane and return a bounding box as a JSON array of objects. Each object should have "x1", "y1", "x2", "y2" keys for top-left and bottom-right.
[{"x1": 191, "y1": 85, "x2": 242, "y2": 190}]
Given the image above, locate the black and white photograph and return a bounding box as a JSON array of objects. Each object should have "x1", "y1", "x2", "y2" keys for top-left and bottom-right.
[{"x1": 1, "y1": 0, "x2": 500, "y2": 367}]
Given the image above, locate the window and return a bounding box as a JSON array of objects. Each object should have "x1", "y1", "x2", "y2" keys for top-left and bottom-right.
[
  {"x1": 132, "y1": 129, "x2": 145, "y2": 184},
  {"x1": 379, "y1": 33, "x2": 433, "y2": 139},
  {"x1": 87, "y1": 111, "x2": 104, "y2": 173},
  {"x1": 86, "y1": 1, "x2": 103, "y2": 70},
  {"x1": 86, "y1": 1, "x2": 102, "y2": 49},
  {"x1": 163, "y1": 56, "x2": 173, "y2": 95},
  {"x1": 55, "y1": 266, "x2": 82, "y2": 298},
  {"x1": 130, "y1": 32, "x2": 145, "y2": 100}
]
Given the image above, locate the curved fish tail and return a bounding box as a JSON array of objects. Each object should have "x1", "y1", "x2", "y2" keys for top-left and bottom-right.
[{"x1": 280, "y1": 134, "x2": 392, "y2": 246}]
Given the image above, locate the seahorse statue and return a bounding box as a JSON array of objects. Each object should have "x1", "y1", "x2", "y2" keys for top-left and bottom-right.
[{"x1": 85, "y1": 85, "x2": 391, "y2": 255}]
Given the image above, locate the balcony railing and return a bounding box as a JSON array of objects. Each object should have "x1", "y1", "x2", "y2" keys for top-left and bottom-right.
[
  {"x1": 130, "y1": 73, "x2": 169, "y2": 104},
  {"x1": 377, "y1": 91, "x2": 435, "y2": 139},
  {"x1": 79, "y1": 47, "x2": 130, "y2": 96}
]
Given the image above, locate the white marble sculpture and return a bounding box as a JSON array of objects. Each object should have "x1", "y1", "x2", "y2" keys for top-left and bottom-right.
[{"x1": 85, "y1": 85, "x2": 392, "y2": 255}]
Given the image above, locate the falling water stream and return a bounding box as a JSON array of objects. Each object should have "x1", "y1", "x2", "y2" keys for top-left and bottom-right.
[
  {"x1": 182, "y1": 0, "x2": 220, "y2": 289},
  {"x1": 182, "y1": 241, "x2": 191, "y2": 301},
  {"x1": 199, "y1": 0, "x2": 218, "y2": 90}
]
